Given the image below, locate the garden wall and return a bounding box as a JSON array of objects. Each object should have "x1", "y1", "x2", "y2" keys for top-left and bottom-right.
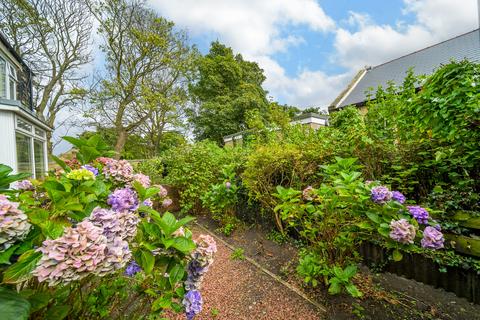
[{"x1": 360, "y1": 241, "x2": 480, "y2": 304}]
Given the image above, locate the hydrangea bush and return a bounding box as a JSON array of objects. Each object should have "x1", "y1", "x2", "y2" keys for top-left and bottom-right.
[
  {"x1": 274, "y1": 157, "x2": 445, "y2": 298},
  {"x1": 0, "y1": 135, "x2": 214, "y2": 320}
]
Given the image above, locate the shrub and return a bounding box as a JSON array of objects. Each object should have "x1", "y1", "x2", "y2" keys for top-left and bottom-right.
[
  {"x1": 274, "y1": 157, "x2": 445, "y2": 297},
  {"x1": 242, "y1": 126, "x2": 341, "y2": 232},
  {"x1": 0, "y1": 135, "x2": 216, "y2": 320}
]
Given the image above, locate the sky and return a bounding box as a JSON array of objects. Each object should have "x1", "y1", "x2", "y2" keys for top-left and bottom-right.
[{"x1": 53, "y1": 0, "x2": 479, "y2": 154}]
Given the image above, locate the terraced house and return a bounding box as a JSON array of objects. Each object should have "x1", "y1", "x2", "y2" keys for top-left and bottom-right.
[{"x1": 0, "y1": 32, "x2": 51, "y2": 178}]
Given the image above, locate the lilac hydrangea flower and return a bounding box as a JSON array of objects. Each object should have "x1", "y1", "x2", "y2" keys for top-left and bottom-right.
[
  {"x1": 371, "y1": 186, "x2": 393, "y2": 204},
  {"x1": 407, "y1": 206, "x2": 429, "y2": 225},
  {"x1": 158, "y1": 185, "x2": 168, "y2": 198},
  {"x1": 391, "y1": 191, "x2": 406, "y2": 204},
  {"x1": 389, "y1": 219, "x2": 416, "y2": 244},
  {"x1": 421, "y1": 226, "x2": 444, "y2": 249},
  {"x1": 107, "y1": 188, "x2": 139, "y2": 211},
  {"x1": 15, "y1": 180, "x2": 34, "y2": 191},
  {"x1": 225, "y1": 181, "x2": 231, "y2": 189},
  {"x1": 81, "y1": 165, "x2": 99, "y2": 176},
  {"x1": 124, "y1": 261, "x2": 142, "y2": 277},
  {"x1": 183, "y1": 290, "x2": 203, "y2": 320},
  {"x1": 185, "y1": 235, "x2": 217, "y2": 291}
]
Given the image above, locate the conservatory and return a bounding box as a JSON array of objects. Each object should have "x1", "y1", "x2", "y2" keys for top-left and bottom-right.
[{"x1": 0, "y1": 33, "x2": 51, "y2": 178}]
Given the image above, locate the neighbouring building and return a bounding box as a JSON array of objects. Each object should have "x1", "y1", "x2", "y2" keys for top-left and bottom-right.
[
  {"x1": 329, "y1": 28, "x2": 480, "y2": 113},
  {"x1": 223, "y1": 112, "x2": 329, "y2": 146},
  {"x1": 0, "y1": 33, "x2": 51, "y2": 178}
]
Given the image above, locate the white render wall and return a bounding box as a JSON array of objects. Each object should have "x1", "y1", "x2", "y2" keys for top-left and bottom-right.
[{"x1": 0, "y1": 109, "x2": 16, "y2": 171}]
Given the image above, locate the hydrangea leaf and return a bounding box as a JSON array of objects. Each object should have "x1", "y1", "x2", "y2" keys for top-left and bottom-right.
[
  {"x1": 0, "y1": 286, "x2": 31, "y2": 320},
  {"x1": 3, "y1": 250, "x2": 41, "y2": 283}
]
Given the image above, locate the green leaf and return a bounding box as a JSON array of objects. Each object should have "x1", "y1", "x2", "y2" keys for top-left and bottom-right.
[
  {"x1": 343, "y1": 265, "x2": 357, "y2": 279},
  {"x1": 162, "y1": 212, "x2": 177, "y2": 231},
  {"x1": 152, "y1": 295, "x2": 172, "y2": 311},
  {"x1": 392, "y1": 249, "x2": 403, "y2": 262},
  {"x1": 45, "y1": 305, "x2": 70, "y2": 320},
  {"x1": 169, "y1": 264, "x2": 185, "y2": 287},
  {"x1": 366, "y1": 212, "x2": 380, "y2": 224},
  {"x1": 0, "y1": 245, "x2": 20, "y2": 265},
  {"x1": 172, "y1": 237, "x2": 196, "y2": 254},
  {"x1": 27, "y1": 292, "x2": 51, "y2": 313},
  {"x1": 345, "y1": 283, "x2": 363, "y2": 298},
  {"x1": 0, "y1": 286, "x2": 31, "y2": 320},
  {"x1": 328, "y1": 280, "x2": 342, "y2": 295},
  {"x1": 3, "y1": 250, "x2": 41, "y2": 283},
  {"x1": 51, "y1": 155, "x2": 70, "y2": 172},
  {"x1": 140, "y1": 250, "x2": 155, "y2": 274},
  {"x1": 174, "y1": 216, "x2": 195, "y2": 230}
]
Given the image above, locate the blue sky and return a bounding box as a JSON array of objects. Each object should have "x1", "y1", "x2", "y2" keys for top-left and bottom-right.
[{"x1": 148, "y1": 0, "x2": 478, "y2": 108}]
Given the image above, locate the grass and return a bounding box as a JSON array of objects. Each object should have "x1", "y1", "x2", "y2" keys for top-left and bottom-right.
[{"x1": 230, "y1": 247, "x2": 245, "y2": 260}]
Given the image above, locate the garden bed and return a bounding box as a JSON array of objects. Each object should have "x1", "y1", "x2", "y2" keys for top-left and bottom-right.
[{"x1": 195, "y1": 216, "x2": 480, "y2": 320}]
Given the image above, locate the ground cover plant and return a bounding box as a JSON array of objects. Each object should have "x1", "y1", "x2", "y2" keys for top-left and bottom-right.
[{"x1": 0, "y1": 135, "x2": 217, "y2": 320}]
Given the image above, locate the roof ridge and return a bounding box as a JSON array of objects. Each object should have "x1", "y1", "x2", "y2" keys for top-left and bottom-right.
[{"x1": 370, "y1": 28, "x2": 479, "y2": 70}]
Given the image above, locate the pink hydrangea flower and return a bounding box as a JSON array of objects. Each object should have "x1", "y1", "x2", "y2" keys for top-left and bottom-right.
[
  {"x1": 302, "y1": 186, "x2": 315, "y2": 201},
  {"x1": 0, "y1": 195, "x2": 31, "y2": 250},
  {"x1": 389, "y1": 219, "x2": 416, "y2": 244},
  {"x1": 132, "y1": 173, "x2": 151, "y2": 188},
  {"x1": 162, "y1": 198, "x2": 173, "y2": 208},
  {"x1": 158, "y1": 185, "x2": 168, "y2": 198},
  {"x1": 102, "y1": 159, "x2": 134, "y2": 182}
]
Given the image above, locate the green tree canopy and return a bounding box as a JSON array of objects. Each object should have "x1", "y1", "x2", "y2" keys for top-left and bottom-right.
[{"x1": 188, "y1": 41, "x2": 291, "y2": 144}]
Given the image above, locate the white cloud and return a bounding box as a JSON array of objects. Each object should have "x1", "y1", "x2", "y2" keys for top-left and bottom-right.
[
  {"x1": 149, "y1": 0, "x2": 335, "y2": 57},
  {"x1": 334, "y1": 0, "x2": 478, "y2": 69}
]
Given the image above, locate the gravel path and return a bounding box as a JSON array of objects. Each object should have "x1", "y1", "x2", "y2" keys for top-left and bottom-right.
[{"x1": 166, "y1": 225, "x2": 324, "y2": 320}]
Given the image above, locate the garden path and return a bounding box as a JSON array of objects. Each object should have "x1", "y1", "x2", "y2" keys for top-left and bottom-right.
[{"x1": 166, "y1": 224, "x2": 325, "y2": 320}]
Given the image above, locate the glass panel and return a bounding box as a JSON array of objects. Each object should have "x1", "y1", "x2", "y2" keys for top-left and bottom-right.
[
  {"x1": 35, "y1": 127, "x2": 45, "y2": 137},
  {"x1": 0, "y1": 58, "x2": 5, "y2": 99},
  {"x1": 34, "y1": 139, "x2": 45, "y2": 178},
  {"x1": 16, "y1": 133, "x2": 33, "y2": 176},
  {"x1": 9, "y1": 77, "x2": 16, "y2": 100},
  {"x1": 17, "y1": 118, "x2": 32, "y2": 132}
]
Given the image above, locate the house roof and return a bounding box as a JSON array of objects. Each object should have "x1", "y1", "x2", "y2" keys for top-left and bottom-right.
[
  {"x1": 0, "y1": 32, "x2": 32, "y2": 74},
  {"x1": 331, "y1": 28, "x2": 480, "y2": 110},
  {"x1": 292, "y1": 112, "x2": 329, "y2": 121}
]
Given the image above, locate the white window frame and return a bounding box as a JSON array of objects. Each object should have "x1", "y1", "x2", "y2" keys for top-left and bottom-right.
[
  {"x1": 0, "y1": 56, "x2": 6, "y2": 99},
  {"x1": 14, "y1": 115, "x2": 47, "y2": 179},
  {"x1": 8, "y1": 64, "x2": 17, "y2": 100}
]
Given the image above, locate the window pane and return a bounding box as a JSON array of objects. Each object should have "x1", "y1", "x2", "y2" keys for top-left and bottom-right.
[
  {"x1": 9, "y1": 78, "x2": 16, "y2": 100},
  {"x1": 34, "y1": 139, "x2": 45, "y2": 178},
  {"x1": 0, "y1": 58, "x2": 5, "y2": 99},
  {"x1": 17, "y1": 118, "x2": 32, "y2": 132},
  {"x1": 35, "y1": 127, "x2": 45, "y2": 137},
  {"x1": 16, "y1": 133, "x2": 32, "y2": 176}
]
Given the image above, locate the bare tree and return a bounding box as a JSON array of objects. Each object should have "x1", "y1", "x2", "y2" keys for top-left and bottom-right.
[
  {"x1": 86, "y1": 0, "x2": 196, "y2": 158},
  {"x1": 0, "y1": 0, "x2": 93, "y2": 153}
]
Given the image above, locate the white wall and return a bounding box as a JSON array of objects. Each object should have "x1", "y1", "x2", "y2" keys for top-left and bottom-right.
[{"x1": 0, "y1": 109, "x2": 16, "y2": 170}]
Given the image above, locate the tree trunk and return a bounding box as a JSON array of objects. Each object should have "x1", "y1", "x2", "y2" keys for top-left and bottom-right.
[
  {"x1": 114, "y1": 129, "x2": 127, "y2": 159},
  {"x1": 46, "y1": 130, "x2": 53, "y2": 156}
]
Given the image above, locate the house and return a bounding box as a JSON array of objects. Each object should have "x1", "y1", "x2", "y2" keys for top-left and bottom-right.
[
  {"x1": 223, "y1": 113, "x2": 329, "y2": 146},
  {"x1": 329, "y1": 28, "x2": 480, "y2": 113},
  {"x1": 0, "y1": 33, "x2": 51, "y2": 178}
]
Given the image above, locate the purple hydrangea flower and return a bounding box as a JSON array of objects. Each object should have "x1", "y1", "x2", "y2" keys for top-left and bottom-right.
[
  {"x1": 81, "y1": 165, "x2": 99, "y2": 176},
  {"x1": 158, "y1": 185, "x2": 168, "y2": 198},
  {"x1": 225, "y1": 181, "x2": 231, "y2": 189},
  {"x1": 407, "y1": 206, "x2": 429, "y2": 225},
  {"x1": 183, "y1": 290, "x2": 203, "y2": 320},
  {"x1": 371, "y1": 186, "x2": 393, "y2": 204},
  {"x1": 143, "y1": 198, "x2": 153, "y2": 207},
  {"x1": 421, "y1": 226, "x2": 444, "y2": 249},
  {"x1": 391, "y1": 191, "x2": 406, "y2": 204},
  {"x1": 389, "y1": 219, "x2": 416, "y2": 244},
  {"x1": 107, "y1": 188, "x2": 139, "y2": 211},
  {"x1": 124, "y1": 261, "x2": 142, "y2": 276}
]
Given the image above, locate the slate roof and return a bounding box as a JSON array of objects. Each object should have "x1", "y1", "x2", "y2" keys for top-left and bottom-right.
[{"x1": 331, "y1": 29, "x2": 480, "y2": 110}]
